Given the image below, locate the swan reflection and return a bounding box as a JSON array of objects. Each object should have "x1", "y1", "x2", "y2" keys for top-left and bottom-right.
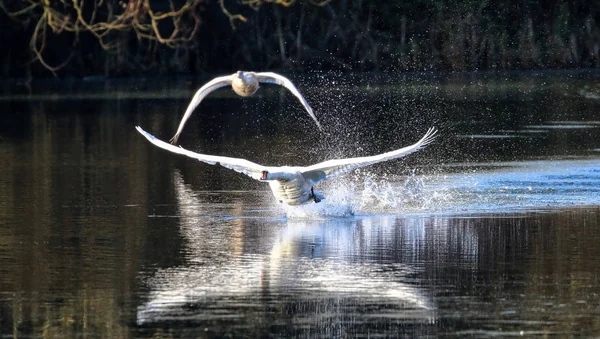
[{"x1": 137, "y1": 171, "x2": 479, "y2": 329}]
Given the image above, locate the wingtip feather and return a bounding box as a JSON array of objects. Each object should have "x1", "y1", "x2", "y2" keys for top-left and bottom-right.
[
  {"x1": 135, "y1": 126, "x2": 157, "y2": 141},
  {"x1": 420, "y1": 127, "x2": 438, "y2": 147}
]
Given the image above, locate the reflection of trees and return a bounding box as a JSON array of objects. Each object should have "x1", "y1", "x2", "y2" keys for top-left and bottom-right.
[
  {"x1": 0, "y1": 100, "x2": 171, "y2": 337},
  {"x1": 433, "y1": 210, "x2": 600, "y2": 336},
  {"x1": 520, "y1": 210, "x2": 600, "y2": 335}
]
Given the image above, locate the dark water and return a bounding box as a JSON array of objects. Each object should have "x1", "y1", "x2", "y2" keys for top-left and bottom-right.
[{"x1": 1, "y1": 71, "x2": 600, "y2": 338}]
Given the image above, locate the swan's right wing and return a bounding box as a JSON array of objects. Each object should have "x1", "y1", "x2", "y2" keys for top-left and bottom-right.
[
  {"x1": 301, "y1": 127, "x2": 438, "y2": 184},
  {"x1": 138, "y1": 127, "x2": 266, "y2": 180},
  {"x1": 255, "y1": 72, "x2": 322, "y2": 131},
  {"x1": 170, "y1": 75, "x2": 232, "y2": 144}
]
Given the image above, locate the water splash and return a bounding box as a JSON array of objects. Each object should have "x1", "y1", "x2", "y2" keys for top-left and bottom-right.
[
  {"x1": 358, "y1": 170, "x2": 428, "y2": 211},
  {"x1": 282, "y1": 182, "x2": 357, "y2": 219},
  {"x1": 283, "y1": 170, "x2": 432, "y2": 219}
]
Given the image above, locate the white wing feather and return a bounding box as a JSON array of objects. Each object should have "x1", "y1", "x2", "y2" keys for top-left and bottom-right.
[
  {"x1": 138, "y1": 126, "x2": 266, "y2": 180},
  {"x1": 302, "y1": 127, "x2": 438, "y2": 184},
  {"x1": 255, "y1": 72, "x2": 322, "y2": 130},
  {"x1": 170, "y1": 75, "x2": 232, "y2": 144},
  {"x1": 140, "y1": 125, "x2": 437, "y2": 185}
]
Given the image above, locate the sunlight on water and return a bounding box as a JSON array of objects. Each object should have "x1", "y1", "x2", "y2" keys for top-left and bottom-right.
[
  {"x1": 420, "y1": 158, "x2": 600, "y2": 214},
  {"x1": 281, "y1": 158, "x2": 600, "y2": 218}
]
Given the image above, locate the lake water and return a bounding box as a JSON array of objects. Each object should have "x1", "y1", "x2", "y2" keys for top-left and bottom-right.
[{"x1": 1, "y1": 71, "x2": 600, "y2": 337}]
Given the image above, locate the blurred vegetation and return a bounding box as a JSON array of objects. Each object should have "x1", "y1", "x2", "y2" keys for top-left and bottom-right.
[{"x1": 0, "y1": 0, "x2": 598, "y2": 78}]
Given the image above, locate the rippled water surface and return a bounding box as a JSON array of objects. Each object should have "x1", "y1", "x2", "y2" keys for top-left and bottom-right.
[{"x1": 1, "y1": 71, "x2": 600, "y2": 337}]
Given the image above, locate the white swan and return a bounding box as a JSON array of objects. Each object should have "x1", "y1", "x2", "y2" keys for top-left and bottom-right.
[
  {"x1": 137, "y1": 126, "x2": 437, "y2": 206},
  {"x1": 170, "y1": 71, "x2": 322, "y2": 144}
]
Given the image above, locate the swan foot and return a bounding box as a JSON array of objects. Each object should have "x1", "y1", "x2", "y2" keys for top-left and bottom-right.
[{"x1": 311, "y1": 187, "x2": 321, "y2": 203}]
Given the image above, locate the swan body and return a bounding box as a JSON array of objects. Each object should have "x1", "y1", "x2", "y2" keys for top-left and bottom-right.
[
  {"x1": 137, "y1": 126, "x2": 438, "y2": 206},
  {"x1": 263, "y1": 169, "x2": 324, "y2": 205},
  {"x1": 231, "y1": 71, "x2": 259, "y2": 96},
  {"x1": 170, "y1": 71, "x2": 322, "y2": 144}
]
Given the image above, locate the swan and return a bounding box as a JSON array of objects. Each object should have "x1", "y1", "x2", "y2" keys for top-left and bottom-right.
[
  {"x1": 137, "y1": 126, "x2": 437, "y2": 206},
  {"x1": 170, "y1": 71, "x2": 322, "y2": 144}
]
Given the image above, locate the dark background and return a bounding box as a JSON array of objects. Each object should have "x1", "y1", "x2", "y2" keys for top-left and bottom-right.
[{"x1": 1, "y1": 0, "x2": 598, "y2": 78}]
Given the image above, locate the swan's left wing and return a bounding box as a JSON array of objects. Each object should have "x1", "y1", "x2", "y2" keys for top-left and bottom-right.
[
  {"x1": 301, "y1": 127, "x2": 438, "y2": 184},
  {"x1": 137, "y1": 126, "x2": 266, "y2": 180},
  {"x1": 255, "y1": 72, "x2": 322, "y2": 130}
]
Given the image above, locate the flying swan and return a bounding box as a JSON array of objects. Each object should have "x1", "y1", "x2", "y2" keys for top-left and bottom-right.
[
  {"x1": 137, "y1": 126, "x2": 437, "y2": 206},
  {"x1": 170, "y1": 71, "x2": 322, "y2": 144}
]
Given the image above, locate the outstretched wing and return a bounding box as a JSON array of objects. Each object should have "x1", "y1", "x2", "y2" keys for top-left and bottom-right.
[
  {"x1": 137, "y1": 126, "x2": 266, "y2": 180},
  {"x1": 255, "y1": 72, "x2": 322, "y2": 131},
  {"x1": 170, "y1": 75, "x2": 232, "y2": 144},
  {"x1": 301, "y1": 127, "x2": 438, "y2": 184}
]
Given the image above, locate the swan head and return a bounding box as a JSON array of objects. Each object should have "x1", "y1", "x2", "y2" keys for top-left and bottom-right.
[
  {"x1": 235, "y1": 70, "x2": 253, "y2": 81},
  {"x1": 260, "y1": 170, "x2": 295, "y2": 181}
]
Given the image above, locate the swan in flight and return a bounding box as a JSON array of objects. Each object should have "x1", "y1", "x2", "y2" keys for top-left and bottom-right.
[
  {"x1": 137, "y1": 126, "x2": 437, "y2": 206},
  {"x1": 170, "y1": 71, "x2": 322, "y2": 144}
]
